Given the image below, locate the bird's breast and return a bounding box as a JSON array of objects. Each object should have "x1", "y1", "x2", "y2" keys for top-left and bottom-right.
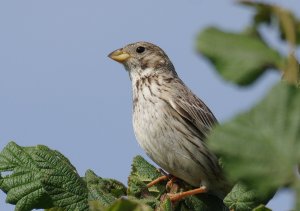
[
  {"x1": 132, "y1": 82, "x2": 167, "y2": 145},
  {"x1": 132, "y1": 81, "x2": 172, "y2": 161}
]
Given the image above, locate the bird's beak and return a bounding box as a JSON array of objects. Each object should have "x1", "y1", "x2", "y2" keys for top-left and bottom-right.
[{"x1": 108, "y1": 49, "x2": 130, "y2": 63}]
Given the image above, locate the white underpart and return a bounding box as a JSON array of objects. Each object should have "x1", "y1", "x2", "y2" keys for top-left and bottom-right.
[{"x1": 130, "y1": 67, "x2": 210, "y2": 188}]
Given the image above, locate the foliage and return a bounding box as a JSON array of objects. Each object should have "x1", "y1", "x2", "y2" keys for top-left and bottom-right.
[
  {"x1": 0, "y1": 147, "x2": 227, "y2": 211},
  {"x1": 209, "y1": 83, "x2": 300, "y2": 198},
  {"x1": 197, "y1": 27, "x2": 283, "y2": 85},
  {"x1": 197, "y1": 1, "x2": 300, "y2": 210},
  {"x1": 0, "y1": 1, "x2": 299, "y2": 210},
  {"x1": 224, "y1": 183, "x2": 266, "y2": 211},
  {"x1": 0, "y1": 142, "x2": 89, "y2": 211},
  {"x1": 197, "y1": 1, "x2": 300, "y2": 87}
]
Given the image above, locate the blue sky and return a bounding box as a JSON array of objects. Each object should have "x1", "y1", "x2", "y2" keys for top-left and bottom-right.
[{"x1": 0, "y1": 1, "x2": 298, "y2": 210}]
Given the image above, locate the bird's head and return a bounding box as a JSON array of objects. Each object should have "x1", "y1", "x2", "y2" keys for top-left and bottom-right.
[{"x1": 108, "y1": 41, "x2": 176, "y2": 79}]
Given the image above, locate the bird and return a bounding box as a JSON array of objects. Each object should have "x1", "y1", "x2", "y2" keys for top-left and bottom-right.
[{"x1": 108, "y1": 41, "x2": 231, "y2": 201}]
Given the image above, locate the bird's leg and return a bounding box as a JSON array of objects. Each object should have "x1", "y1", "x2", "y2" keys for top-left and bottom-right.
[
  {"x1": 147, "y1": 168, "x2": 173, "y2": 188},
  {"x1": 167, "y1": 186, "x2": 207, "y2": 202},
  {"x1": 147, "y1": 175, "x2": 168, "y2": 188}
]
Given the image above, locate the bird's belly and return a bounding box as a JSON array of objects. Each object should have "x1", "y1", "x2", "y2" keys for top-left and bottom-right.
[{"x1": 133, "y1": 100, "x2": 207, "y2": 187}]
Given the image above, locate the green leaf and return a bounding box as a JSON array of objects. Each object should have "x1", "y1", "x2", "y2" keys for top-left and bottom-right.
[
  {"x1": 196, "y1": 27, "x2": 283, "y2": 85},
  {"x1": 156, "y1": 197, "x2": 172, "y2": 211},
  {"x1": 224, "y1": 183, "x2": 268, "y2": 211},
  {"x1": 0, "y1": 142, "x2": 89, "y2": 211},
  {"x1": 106, "y1": 199, "x2": 152, "y2": 211},
  {"x1": 38, "y1": 146, "x2": 89, "y2": 210},
  {"x1": 239, "y1": 0, "x2": 273, "y2": 26},
  {"x1": 129, "y1": 156, "x2": 162, "y2": 185},
  {"x1": 128, "y1": 156, "x2": 165, "y2": 198},
  {"x1": 0, "y1": 142, "x2": 54, "y2": 211},
  {"x1": 85, "y1": 169, "x2": 126, "y2": 208},
  {"x1": 180, "y1": 194, "x2": 227, "y2": 211},
  {"x1": 88, "y1": 200, "x2": 106, "y2": 211},
  {"x1": 208, "y1": 83, "x2": 300, "y2": 199}
]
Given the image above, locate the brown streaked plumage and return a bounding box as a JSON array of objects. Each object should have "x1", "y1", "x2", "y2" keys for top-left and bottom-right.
[{"x1": 108, "y1": 41, "x2": 231, "y2": 200}]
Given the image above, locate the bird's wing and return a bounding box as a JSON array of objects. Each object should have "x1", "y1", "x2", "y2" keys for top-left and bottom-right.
[{"x1": 166, "y1": 85, "x2": 218, "y2": 141}]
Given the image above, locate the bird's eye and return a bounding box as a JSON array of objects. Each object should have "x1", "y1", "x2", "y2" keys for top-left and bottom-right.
[{"x1": 136, "y1": 46, "x2": 145, "y2": 53}]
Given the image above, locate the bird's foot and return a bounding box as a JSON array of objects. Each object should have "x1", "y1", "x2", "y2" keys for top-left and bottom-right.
[
  {"x1": 167, "y1": 186, "x2": 207, "y2": 202},
  {"x1": 147, "y1": 169, "x2": 174, "y2": 188},
  {"x1": 166, "y1": 176, "x2": 179, "y2": 191}
]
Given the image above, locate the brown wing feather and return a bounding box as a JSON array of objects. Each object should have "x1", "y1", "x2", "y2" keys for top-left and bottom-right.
[{"x1": 166, "y1": 79, "x2": 218, "y2": 140}]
